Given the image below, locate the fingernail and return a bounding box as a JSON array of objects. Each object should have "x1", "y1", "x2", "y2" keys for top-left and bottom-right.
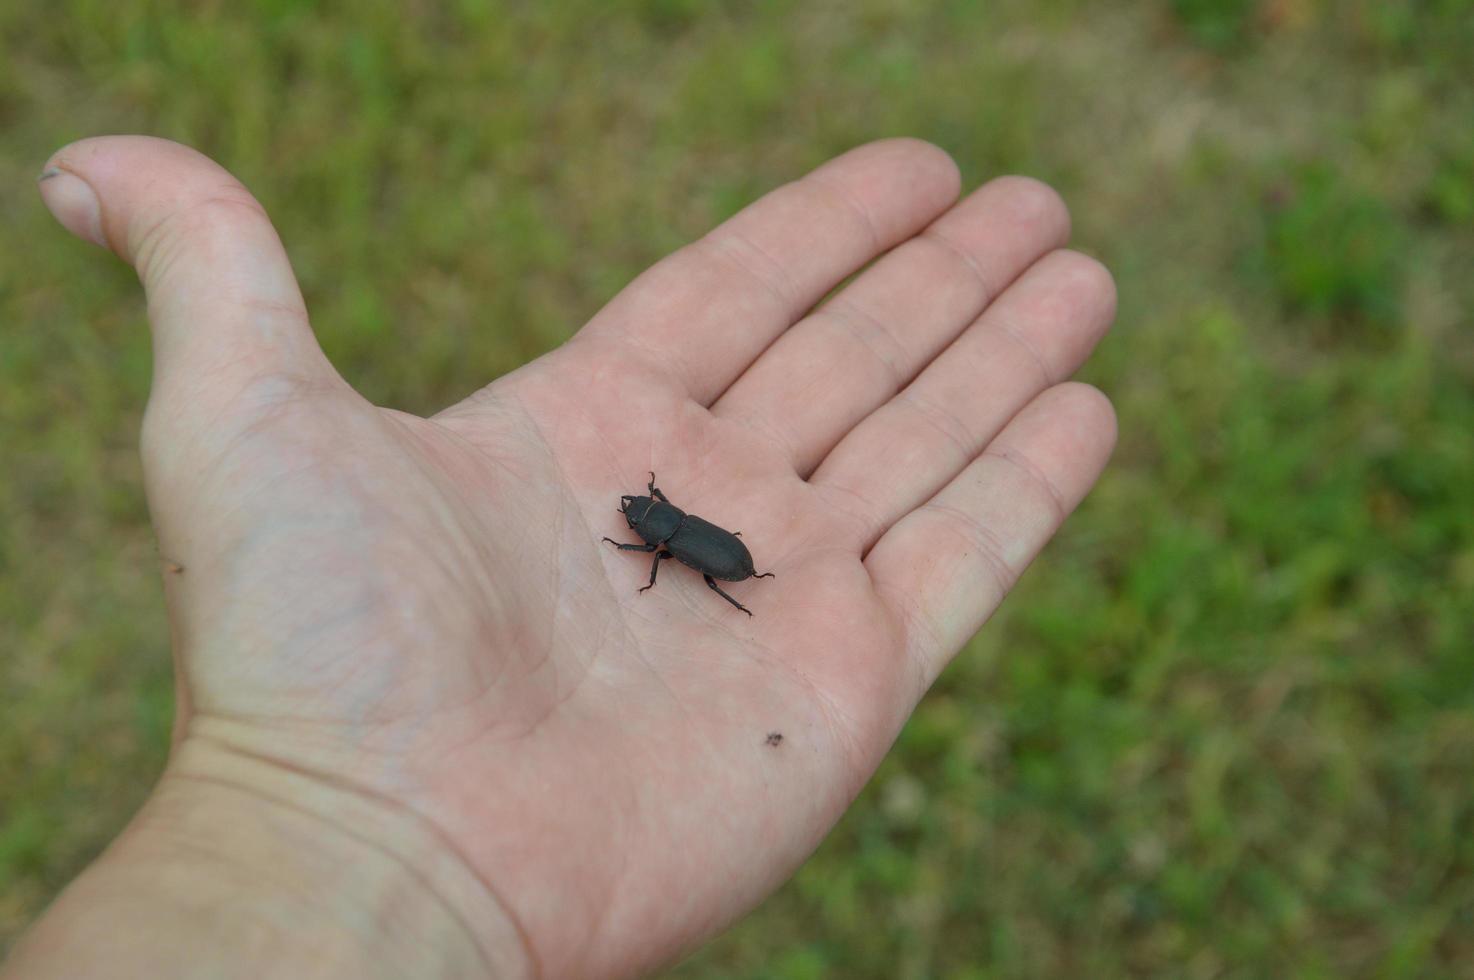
[{"x1": 36, "y1": 167, "x2": 108, "y2": 249}]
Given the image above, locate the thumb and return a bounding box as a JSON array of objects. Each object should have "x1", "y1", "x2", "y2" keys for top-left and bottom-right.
[{"x1": 37, "y1": 136, "x2": 345, "y2": 422}]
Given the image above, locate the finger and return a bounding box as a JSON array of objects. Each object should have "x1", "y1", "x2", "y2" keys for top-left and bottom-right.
[
  {"x1": 37, "y1": 136, "x2": 344, "y2": 413},
  {"x1": 812, "y1": 250, "x2": 1115, "y2": 550},
  {"x1": 711, "y1": 176, "x2": 1071, "y2": 474},
  {"x1": 865, "y1": 383, "x2": 1116, "y2": 694},
  {"x1": 568, "y1": 138, "x2": 961, "y2": 404}
]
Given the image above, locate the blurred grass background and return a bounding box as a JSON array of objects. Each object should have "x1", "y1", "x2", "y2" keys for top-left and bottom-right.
[{"x1": 2, "y1": 0, "x2": 1473, "y2": 976}]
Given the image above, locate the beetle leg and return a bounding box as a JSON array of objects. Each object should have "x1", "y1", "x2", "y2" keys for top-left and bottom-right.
[
  {"x1": 752, "y1": 571, "x2": 775, "y2": 579},
  {"x1": 602, "y1": 537, "x2": 658, "y2": 552},
  {"x1": 647, "y1": 471, "x2": 669, "y2": 503},
  {"x1": 639, "y1": 551, "x2": 674, "y2": 593},
  {"x1": 705, "y1": 574, "x2": 754, "y2": 616}
]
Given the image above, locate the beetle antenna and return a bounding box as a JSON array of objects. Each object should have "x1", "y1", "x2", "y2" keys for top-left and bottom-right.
[{"x1": 753, "y1": 571, "x2": 776, "y2": 579}]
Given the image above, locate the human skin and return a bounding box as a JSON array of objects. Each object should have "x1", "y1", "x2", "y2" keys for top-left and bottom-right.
[{"x1": 5, "y1": 136, "x2": 1116, "y2": 978}]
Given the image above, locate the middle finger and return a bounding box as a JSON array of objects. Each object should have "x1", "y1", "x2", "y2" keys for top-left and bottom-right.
[{"x1": 709, "y1": 175, "x2": 1071, "y2": 474}]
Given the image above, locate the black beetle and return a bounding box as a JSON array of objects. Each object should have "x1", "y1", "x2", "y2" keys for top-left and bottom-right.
[{"x1": 602, "y1": 472, "x2": 775, "y2": 616}]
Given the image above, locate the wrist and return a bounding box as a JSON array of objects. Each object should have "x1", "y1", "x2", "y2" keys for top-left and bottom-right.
[{"x1": 3, "y1": 735, "x2": 532, "y2": 979}]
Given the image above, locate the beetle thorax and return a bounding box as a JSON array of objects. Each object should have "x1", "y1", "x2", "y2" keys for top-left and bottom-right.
[{"x1": 629, "y1": 497, "x2": 685, "y2": 544}]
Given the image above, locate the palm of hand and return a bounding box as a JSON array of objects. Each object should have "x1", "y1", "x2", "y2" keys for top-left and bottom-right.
[
  {"x1": 181, "y1": 344, "x2": 901, "y2": 972},
  {"x1": 42, "y1": 136, "x2": 1116, "y2": 977}
]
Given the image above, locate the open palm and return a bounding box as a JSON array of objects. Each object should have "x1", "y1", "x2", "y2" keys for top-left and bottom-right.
[{"x1": 40, "y1": 136, "x2": 1115, "y2": 978}]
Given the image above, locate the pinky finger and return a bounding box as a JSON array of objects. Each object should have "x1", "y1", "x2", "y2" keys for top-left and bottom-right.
[{"x1": 865, "y1": 382, "x2": 1116, "y2": 694}]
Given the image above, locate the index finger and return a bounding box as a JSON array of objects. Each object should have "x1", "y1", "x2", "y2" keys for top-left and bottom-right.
[{"x1": 569, "y1": 139, "x2": 961, "y2": 405}]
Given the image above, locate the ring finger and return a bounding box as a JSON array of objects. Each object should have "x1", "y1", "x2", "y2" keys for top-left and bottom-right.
[{"x1": 810, "y1": 248, "x2": 1116, "y2": 553}]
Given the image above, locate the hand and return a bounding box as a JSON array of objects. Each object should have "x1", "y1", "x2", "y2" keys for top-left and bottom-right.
[{"x1": 19, "y1": 136, "x2": 1114, "y2": 978}]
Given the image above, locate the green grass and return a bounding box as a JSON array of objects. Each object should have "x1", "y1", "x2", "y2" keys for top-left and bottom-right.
[{"x1": 3, "y1": 1, "x2": 1473, "y2": 976}]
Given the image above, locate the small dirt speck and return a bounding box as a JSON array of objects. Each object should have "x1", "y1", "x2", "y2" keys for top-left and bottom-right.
[{"x1": 765, "y1": 732, "x2": 783, "y2": 747}]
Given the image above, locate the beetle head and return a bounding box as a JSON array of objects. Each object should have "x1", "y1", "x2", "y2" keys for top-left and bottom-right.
[{"x1": 619, "y1": 494, "x2": 655, "y2": 528}]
